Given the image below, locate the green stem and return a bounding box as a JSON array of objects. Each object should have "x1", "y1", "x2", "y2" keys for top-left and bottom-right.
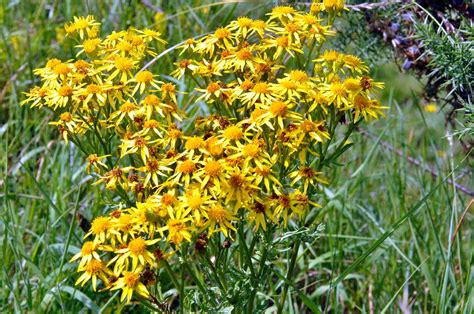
[
  {"x1": 163, "y1": 259, "x2": 181, "y2": 292},
  {"x1": 247, "y1": 227, "x2": 272, "y2": 313},
  {"x1": 183, "y1": 262, "x2": 213, "y2": 304},
  {"x1": 238, "y1": 224, "x2": 256, "y2": 277},
  {"x1": 204, "y1": 252, "x2": 227, "y2": 292},
  {"x1": 180, "y1": 262, "x2": 185, "y2": 314},
  {"x1": 277, "y1": 239, "x2": 301, "y2": 314}
]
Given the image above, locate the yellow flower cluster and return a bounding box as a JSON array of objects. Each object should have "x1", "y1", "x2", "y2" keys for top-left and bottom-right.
[{"x1": 23, "y1": 2, "x2": 385, "y2": 304}]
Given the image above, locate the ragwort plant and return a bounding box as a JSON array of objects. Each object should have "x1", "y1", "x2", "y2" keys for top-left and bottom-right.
[{"x1": 22, "y1": 0, "x2": 386, "y2": 311}]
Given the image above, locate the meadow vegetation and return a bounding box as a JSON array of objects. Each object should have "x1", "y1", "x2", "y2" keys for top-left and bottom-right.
[{"x1": 1, "y1": 1, "x2": 472, "y2": 313}]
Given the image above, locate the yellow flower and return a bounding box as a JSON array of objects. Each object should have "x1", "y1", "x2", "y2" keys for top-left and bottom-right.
[
  {"x1": 75, "y1": 259, "x2": 112, "y2": 291},
  {"x1": 86, "y1": 154, "x2": 109, "y2": 174},
  {"x1": 203, "y1": 204, "x2": 238, "y2": 237},
  {"x1": 129, "y1": 70, "x2": 161, "y2": 95},
  {"x1": 295, "y1": 118, "x2": 331, "y2": 145},
  {"x1": 267, "y1": 6, "x2": 299, "y2": 22},
  {"x1": 159, "y1": 206, "x2": 193, "y2": 245},
  {"x1": 140, "y1": 94, "x2": 167, "y2": 120},
  {"x1": 111, "y1": 269, "x2": 150, "y2": 303},
  {"x1": 138, "y1": 158, "x2": 171, "y2": 187},
  {"x1": 196, "y1": 27, "x2": 234, "y2": 57},
  {"x1": 254, "y1": 164, "x2": 282, "y2": 193},
  {"x1": 220, "y1": 124, "x2": 249, "y2": 145},
  {"x1": 180, "y1": 188, "x2": 214, "y2": 226},
  {"x1": 247, "y1": 199, "x2": 278, "y2": 231},
  {"x1": 76, "y1": 38, "x2": 102, "y2": 55},
  {"x1": 225, "y1": 46, "x2": 258, "y2": 72},
  {"x1": 75, "y1": 82, "x2": 111, "y2": 106},
  {"x1": 170, "y1": 159, "x2": 198, "y2": 187},
  {"x1": 343, "y1": 54, "x2": 368, "y2": 73},
  {"x1": 85, "y1": 216, "x2": 112, "y2": 243},
  {"x1": 222, "y1": 169, "x2": 259, "y2": 210},
  {"x1": 120, "y1": 135, "x2": 157, "y2": 164},
  {"x1": 323, "y1": 0, "x2": 345, "y2": 12},
  {"x1": 137, "y1": 28, "x2": 167, "y2": 44},
  {"x1": 102, "y1": 56, "x2": 138, "y2": 82},
  {"x1": 65, "y1": 16, "x2": 101, "y2": 39},
  {"x1": 110, "y1": 237, "x2": 159, "y2": 274},
  {"x1": 321, "y1": 81, "x2": 351, "y2": 109},
  {"x1": 240, "y1": 82, "x2": 278, "y2": 107},
  {"x1": 272, "y1": 190, "x2": 319, "y2": 227},
  {"x1": 262, "y1": 35, "x2": 303, "y2": 59},
  {"x1": 196, "y1": 81, "x2": 227, "y2": 103},
  {"x1": 260, "y1": 100, "x2": 302, "y2": 130},
  {"x1": 195, "y1": 158, "x2": 227, "y2": 190},
  {"x1": 353, "y1": 95, "x2": 388, "y2": 121},
  {"x1": 424, "y1": 103, "x2": 438, "y2": 113},
  {"x1": 289, "y1": 166, "x2": 328, "y2": 193},
  {"x1": 21, "y1": 86, "x2": 49, "y2": 108},
  {"x1": 70, "y1": 241, "x2": 101, "y2": 268},
  {"x1": 228, "y1": 16, "x2": 254, "y2": 38}
]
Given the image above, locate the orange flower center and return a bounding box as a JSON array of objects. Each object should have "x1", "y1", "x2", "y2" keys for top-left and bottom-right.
[
  {"x1": 136, "y1": 70, "x2": 153, "y2": 83},
  {"x1": 275, "y1": 36, "x2": 289, "y2": 47},
  {"x1": 161, "y1": 83, "x2": 176, "y2": 93},
  {"x1": 207, "y1": 205, "x2": 226, "y2": 222},
  {"x1": 120, "y1": 102, "x2": 135, "y2": 112},
  {"x1": 205, "y1": 161, "x2": 222, "y2": 177},
  {"x1": 206, "y1": 82, "x2": 220, "y2": 93},
  {"x1": 330, "y1": 83, "x2": 346, "y2": 97},
  {"x1": 237, "y1": 17, "x2": 253, "y2": 28},
  {"x1": 91, "y1": 217, "x2": 110, "y2": 234},
  {"x1": 269, "y1": 101, "x2": 288, "y2": 116},
  {"x1": 177, "y1": 160, "x2": 195, "y2": 174},
  {"x1": 123, "y1": 272, "x2": 140, "y2": 288},
  {"x1": 60, "y1": 112, "x2": 72, "y2": 122},
  {"x1": 185, "y1": 137, "x2": 204, "y2": 150},
  {"x1": 223, "y1": 125, "x2": 243, "y2": 140},
  {"x1": 114, "y1": 57, "x2": 134, "y2": 71},
  {"x1": 300, "y1": 120, "x2": 316, "y2": 132},
  {"x1": 289, "y1": 70, "x2": 308, "y2": 83},
  {"x1": 128, "y1": 238, "x2": 146, "y2": 255},
  {"x1": 58, "y1": 86, "x2": 73, "y2": 97},
  {"x1": 144, "y1": 119, "x2": 159, "y2": 129},
  {"x1": 236, "y1": 48, "x2": 252, "y2": 60},
  {"x1": 243, "y1": 143, "x2": 259, "y2": 157},
  {"x1": 53, "y1": 63, "x2": 70, "y2": 75},
  {"x1": 87, "y1": 84, "x2": 101, "y2": 94},
  {"x1": 214, "y1": 27, "x2": 231, "y2": 39},
  {"x1": 228, "y1": 174, "x2": 245, "y2": 188},
  {"x1": 143, "y1": 95, "x2": 161, "y2": 106},
  {"x1": 252, "y1": 82, "x2": 269, "y2": 94},
  {"x1": 81, "y1": 241, "x2": 95, "y2": 255},
  {"x1": 240, "y1": 80, "x2": 254, "y2": 91},
  {"x1": 85, "y1": 259, "x2": 103, "y2": 274},
  {"x1": 187, "y1": 194, "x2": 203, "y2": 210},
  {"x1": 285, "y1": 22, "x2": 299, "y2": 33},
  {"x1": 146, "y1": 159, "x2": 159, "y2": 172},
  {"x1": 161, "y1": 194, "x2": 177, "y2": 206}
]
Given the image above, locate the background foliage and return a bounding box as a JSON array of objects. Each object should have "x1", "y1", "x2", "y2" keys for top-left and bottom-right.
[{"x1": 1, "y1": 0, "x2": 472, "y2": 312}]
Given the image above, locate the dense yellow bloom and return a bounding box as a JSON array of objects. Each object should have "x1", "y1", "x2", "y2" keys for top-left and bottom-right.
[{"x1": 24, "y1": 4, "x2": 385, "y2": 304}]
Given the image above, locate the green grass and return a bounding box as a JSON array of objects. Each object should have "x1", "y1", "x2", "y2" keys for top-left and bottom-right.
[{"x1": 1, "y1": 0, "x2": 472, "y2": 312}]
